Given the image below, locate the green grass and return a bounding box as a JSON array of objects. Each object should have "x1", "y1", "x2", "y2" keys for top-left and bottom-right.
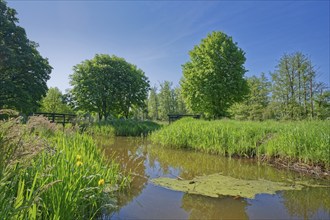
[
  {"x1": 151, "y1": 118, "x2": 330, "y2": 169},
  {"x1": 87, "y1": 119, "x2": 161, "y2": 137},
  {"x1": 0, "y1": 116, "x2": 130, "y2": 219}
]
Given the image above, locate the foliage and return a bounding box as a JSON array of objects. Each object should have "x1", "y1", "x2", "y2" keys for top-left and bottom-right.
[
  {"x1": 147, "y1": 86, "x2": 159, "y2": 120},
  {"x1": 0, "y1": 0, "x2": 52, "y2": 113},
  {"x1": 271, "y1": 52, "x2": 319, "y2": 120},
  {"x1": 229, "y1": 73, "x2": 270, "y2": 120},
  {"x1": 87, "y1": 119, "x2": 161, "y2": 137},
  {"x1": 0, "y1": 116, "x2": 130, "y2": 219},
  {"x1": 130, "y1": 103, "x2": 148, "y2": 121},
  {"x1": 181, "y1": 31, "x2": 248, "y2": 118},
  {"x1": 314, "y1": 89, "x2": 330, "y2": 120},
  {"x1": 36, "y1": 133, "x2": 129, "y2": 219},
  {"x1": 174, "y1": 86, "x2": 187, "y2": 115},
  {"x1": 70, "y1": 54, "x2": 150, "y2": 120},
  {"x1": 147, "y1": 82, "x2": 187, "y2": 121},
  {"x1": 39, "y1": 87, "x2": 73, "y2": 113},
  {"x1": 158, "y1": 81, "x2": 177, "y2": 120},
  {"x1": 151, "y1": 118, "x2": 330, "y2": 170}
]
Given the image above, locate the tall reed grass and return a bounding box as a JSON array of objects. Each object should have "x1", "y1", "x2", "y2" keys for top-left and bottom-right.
[
  {"x1": 0, "y1": 116, "x2": 130, "y2": 219},
  {"x1": 151, "y1": 118, "x2": 330, "y2": 169},
  {"x1": 87, "y1": 119, "x2": 161, "y2": 137}
]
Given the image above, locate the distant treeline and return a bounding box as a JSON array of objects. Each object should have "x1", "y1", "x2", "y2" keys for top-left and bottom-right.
[{"x1": 1, "y1": 0, "x2": 329, "y2": 121}]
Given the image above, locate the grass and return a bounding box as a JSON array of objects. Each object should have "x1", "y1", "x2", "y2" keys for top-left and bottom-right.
[
  {"x1": 151, "y1": 118, "x2": 330, "y2": 170},
  {"x1": 0, "y1": 116, "x2": 130, "y2": 219},
  {"x1": 87, "y1": 119, "x2": 161, "y2": 137}
]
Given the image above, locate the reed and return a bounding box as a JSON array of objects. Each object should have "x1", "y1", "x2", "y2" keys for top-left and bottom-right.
[
  {"x1": 88, "y1": 119, "x2": 161, "y2": 137},
  {"x1": 151, "y1": 118, "x2": 330, "y2": 169},
  {"x1": 0, "y1": 116, "x2": 130, "y2": 219}
]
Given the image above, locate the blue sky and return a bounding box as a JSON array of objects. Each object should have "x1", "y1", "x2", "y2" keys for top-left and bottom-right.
[{"x1": 7, "y1": 0, "x2": 330, "y2": 92}]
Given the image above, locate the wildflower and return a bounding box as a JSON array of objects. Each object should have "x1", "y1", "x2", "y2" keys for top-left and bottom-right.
[
  {"x1": 76, "y1": 161, "x2": 83, "y2": 167},
  {"x1": 76, "y1": 155, "x2": 82, "y2": 161},
  {"x1": 98, "y1": 179, "x2": 105, "y2": 186}
]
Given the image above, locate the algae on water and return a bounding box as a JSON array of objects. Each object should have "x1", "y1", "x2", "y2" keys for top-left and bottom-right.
[{"x1": 151, "y1": 173, "x2": 304, "y2": 199}]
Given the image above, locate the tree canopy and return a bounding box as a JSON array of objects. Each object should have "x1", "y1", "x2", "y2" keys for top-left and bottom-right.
[
  {"x1": 39, "y1": 87, "x2": 73, "y2": 114},
  {"x1": 229, "y1": 52, "x2": 330, "y2": 121},
  {"x1": 229, "y1": 73, "x2": 270, "y2": 121},
  {"x1": 70, "y1": 54, "x2": 150, "y2": 120},
  {"x1": 271, "y1": 52, "x2": 320, "y2": 120},
  {"x1": 181, "y1": 31, "x2": 248, "y2": 118},
  {"x1": 147, "y1": 86, "x2": 159, "y2": 120},
  {"x1": 0, "y1": 0, "x2": 52, "y2": 113}
]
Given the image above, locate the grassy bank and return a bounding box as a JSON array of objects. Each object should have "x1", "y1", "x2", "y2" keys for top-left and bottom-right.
[
  {"x1": 151, "y1": 118, "x2": 330, "y2": 171},
  {"x1": 0, "y1": 116, "x2": 130, "y2": 219},
  {"x1": 87, "y1": 119, "x2": 161, "y2": 137}
]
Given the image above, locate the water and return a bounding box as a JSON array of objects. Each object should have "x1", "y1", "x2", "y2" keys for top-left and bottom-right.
[{"x1": 99, "y1": 137, "x2": 330, "y2": 219}]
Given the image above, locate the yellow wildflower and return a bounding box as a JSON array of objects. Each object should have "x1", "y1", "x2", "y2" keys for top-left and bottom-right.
[
  {"x1": 98, "y1": 179, "x2": 105, "y2": 186},
  {"x1": 76, "y1": 161, "x2": 83, "y2": 167},
  {"x1": 76, "y1": 155, "x2": 82, "y2": 161}
]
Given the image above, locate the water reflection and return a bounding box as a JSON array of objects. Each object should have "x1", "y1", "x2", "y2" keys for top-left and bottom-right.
[
  {"x1": 146, "y1": 143, "x2": 329, "y2": 184},
  {"x1": 281, "y1": 187, "x2": 330, "y2": 219},
  {"x1": 98, "y1": 137, "x2": 148, "y2": 208},
  {"x1": 100, "y1": 137, "x2": 330, "y2": 219},
  {"x1": 182, "y1": 194, "x2": 249, "y2": 219}
]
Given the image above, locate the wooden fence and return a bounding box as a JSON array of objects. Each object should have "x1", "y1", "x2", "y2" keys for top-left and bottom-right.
[{"x1": 31, "y1": 112, "x2": 77, "y2": 126}]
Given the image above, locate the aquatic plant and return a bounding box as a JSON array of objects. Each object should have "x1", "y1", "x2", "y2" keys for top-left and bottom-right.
[
  {"x1": 151, "y1": 118, "x2": 330, "y2": 170},
  {"x1": 152, "y1": 173, "x2": 304, "y2": 199},
  {"x1": 0, "y1": 117, "x2": 130, "y2": 219}
]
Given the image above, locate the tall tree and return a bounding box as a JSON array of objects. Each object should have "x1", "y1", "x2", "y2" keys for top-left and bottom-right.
[
  {"x1": 147, "y1": 86, "x2": 159, "y2": 120},
  {"x1": 181, "y1": 31, "x2": 248, "y2": 118},
  {"x1": 229, "y1": 73, "x2": 270, "y2": 120},
  {"x1": 39, "y1": 87, "x2": 73, "y2": 113},
  {"x1": 158, "y1": 81, "x2": 176, "y2": 120},
  {"x1": 0, "y1": 0, "x2": 52, "y2": 113},
  {"x1": 271, "y1": 52, "x2": 317, "y2": 120},
  {"x1": 70, "y1": 54, "x2": 149, "y2": 120},
  {"x1": 174, "y1": 86, "x2": 187, "y2": 115}
]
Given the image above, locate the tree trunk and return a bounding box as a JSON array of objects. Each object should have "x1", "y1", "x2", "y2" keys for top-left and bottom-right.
[{"x1": 310, "y1": 77, "x2": 314, "y2": 118}]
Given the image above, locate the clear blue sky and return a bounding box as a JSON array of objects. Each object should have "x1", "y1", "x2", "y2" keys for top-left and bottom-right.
[{"x1": 7, "y1": 0, "x2": 330, "y2": 92}]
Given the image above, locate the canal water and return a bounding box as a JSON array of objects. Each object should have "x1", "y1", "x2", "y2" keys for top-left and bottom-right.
[{"x1": 99, "y1": 137, "x2": 330, "y2": 219}]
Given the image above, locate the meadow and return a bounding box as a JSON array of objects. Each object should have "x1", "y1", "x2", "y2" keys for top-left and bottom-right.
[
  {"x1": 151, "y1": 118, "x2": 330, "y2": 172},
  {"x1": 0, "y1": 116, "x2": 130, "y2": 219}
]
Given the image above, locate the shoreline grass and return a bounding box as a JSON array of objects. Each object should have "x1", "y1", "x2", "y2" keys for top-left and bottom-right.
[
  {"x1": 87, "y1": 119, "x2": 161, "y2": 137},
  {"x1": 150, "y1": 118, "x2": 330, "y2": 172},
  {"x1": 0, "y1": 116, "x2": 130, "y2": 219}
]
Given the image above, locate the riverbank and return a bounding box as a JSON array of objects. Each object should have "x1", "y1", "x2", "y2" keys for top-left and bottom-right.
[
  {"x1": 150, "y1": 118, "x2": 330, "y2": 177},
  {"x1": 86, "y1": 119, "x2": 161, "y2": 137},
  {"x1": 0, "y1": 116, "x2": 130, "y2": 219}
]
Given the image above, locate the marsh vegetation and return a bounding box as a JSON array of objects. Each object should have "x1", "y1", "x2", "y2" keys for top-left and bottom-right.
[
  {"x1": 1, "y1": 0, "x2": 330, "y2": 219},
  {"x1": 0, "y1": 116, "x2": 130, "y2": 219},
  {"x1": 151, "y1": 118, "x2": 330, "y2": 174}
]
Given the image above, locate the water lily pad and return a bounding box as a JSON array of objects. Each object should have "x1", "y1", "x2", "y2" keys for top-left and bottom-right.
[{"x1": 152, "y1": 173, "x2": 304, "y2": 199}]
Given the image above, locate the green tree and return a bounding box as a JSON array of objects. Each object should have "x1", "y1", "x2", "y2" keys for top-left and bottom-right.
[
  {"x1": 158, "y1": 81, "x2": 177, "y2": 120},
  {"x1": 314, "y1": 87, "x2": 330, "y2": 120},
  {"x1": 0, "y1": 0, "x2": 52, "y2": 113},
  {"x1": 174, "y1": 86, "x2": 187, "y2": 115},
  {"x1": 229, "y1": 73, "x2": 270, "y2": 120},
  {"x1": 39, "y1": 87, "x2": 73, "y2": 113},
  {"x1": 147, "y1": 86, "x2": 159, "y2": 120},
  {"x1": 70, "y1": 54, "x2": 149, "y2": 120},
  {"x1": 181, "y1": 31, "x2": 248, "y2": 118},
  {"x1": 271, "y1": 52, "x2": 317, "y2": 120}
]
